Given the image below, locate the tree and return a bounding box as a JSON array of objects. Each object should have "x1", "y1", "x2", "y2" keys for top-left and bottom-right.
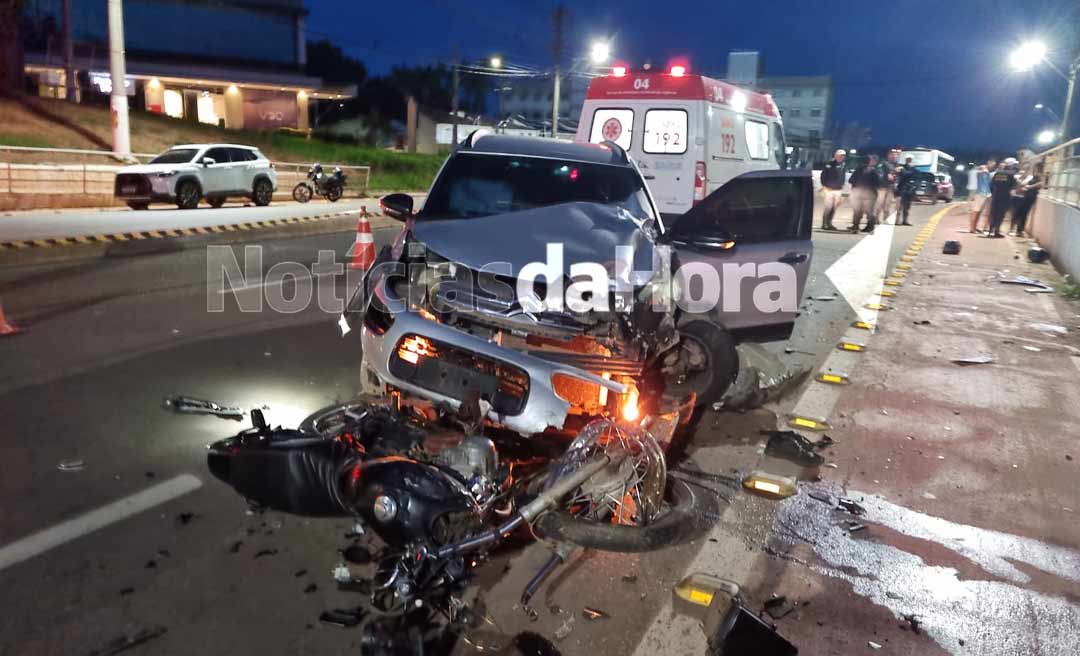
[
  {"x1": 0, "y1": 0, "x2": 26, "y2": 94},
  {"x1": 305, "y1": 39, "x2": 367, "y2": 86}
]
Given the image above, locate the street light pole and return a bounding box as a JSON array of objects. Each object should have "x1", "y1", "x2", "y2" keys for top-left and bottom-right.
[
  {"x1": 451, "y1": 45, "x2": 460, "y2": 151},
  {"x1": 551, "y1": 4, "x2": 564, "y2": 139},
  {"x1": 1061, "y1": 58, "x2": 1078, "y2": 141},
  {"x1": 106, "y1": 0, "x2": 130, "y2": 157},
  {"x1": 62, "y1": 0, "x2": 75, "y2": 103}
]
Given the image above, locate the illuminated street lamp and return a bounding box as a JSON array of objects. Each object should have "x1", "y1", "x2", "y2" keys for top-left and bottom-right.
[
  {"x1": 1037, "y1": 129, "x2": 1056, "y2": 145},
  {"x1": 1010, "y1": 41, "x2": 1047, "y2": 72},
  {"x1": 956, "y1": 164, "x2": 966, "y2": 172},
  {"x1": 489, "y1": 56, "x2": 502, "y2": 69},
  {"x1": 590, "y1": 42, "x2": 611, "y2": 65}
]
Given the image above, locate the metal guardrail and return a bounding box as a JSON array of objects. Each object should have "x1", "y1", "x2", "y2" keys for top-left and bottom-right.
[
  {"x1": 1032, "y1": 138, "x2": 1080, "y2": 209},
  {"x1": 0, "y1": 146, "x2": 371, "y2": 197}
]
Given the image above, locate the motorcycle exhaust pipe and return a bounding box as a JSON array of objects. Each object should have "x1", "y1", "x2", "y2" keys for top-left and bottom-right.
[{"x1": 435, "y1": 455, "x2": 611, "y2": 559}]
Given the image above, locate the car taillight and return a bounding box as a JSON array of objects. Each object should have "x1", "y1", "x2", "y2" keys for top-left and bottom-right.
[{"x1": 694, "y1": 162, "x2": 706, "y2": 203}]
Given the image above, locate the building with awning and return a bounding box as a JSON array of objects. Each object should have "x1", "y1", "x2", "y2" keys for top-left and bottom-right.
[{"x1": 20, "y1": 0, "x2": 354, "y2": 131}]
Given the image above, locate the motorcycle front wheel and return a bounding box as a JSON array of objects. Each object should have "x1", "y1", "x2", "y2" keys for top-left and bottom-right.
[
  {"x1": 326, "y1": 183, "x2": 343, "y2": 202},
  {"x1": 292, "y1": 183, "x2": 313, "y2": 203}
]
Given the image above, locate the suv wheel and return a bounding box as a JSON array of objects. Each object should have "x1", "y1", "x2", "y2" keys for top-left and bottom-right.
[
  {"x1": 207, "y1": 197, "x2": 226, "y2": 209},
  {"x1": 176, "y1": 180, "x2": 200, "y2": 209},
  {"x1": 252, "y1": 179, "x2": 273, "y2": 207},
  {"x1": 662, "y1": 320, "x2": 738, "y2": 406},
  {"x1": 127, "y1": 202, "x2": 149, "y2": 211}
]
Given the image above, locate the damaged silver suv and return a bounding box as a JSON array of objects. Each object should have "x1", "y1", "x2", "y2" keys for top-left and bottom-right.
[{"x1": 347, "y1": 133, "x2": 813, "y2": 436}]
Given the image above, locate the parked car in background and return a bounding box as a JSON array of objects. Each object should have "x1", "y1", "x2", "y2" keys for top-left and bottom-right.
[
  {"x1": 911, "y1": 171, "x2": 940, "y2": 204},
  {"x1": 934, "y1": 173, "x2": 954, "y2": 201},
  {"x1": 114, "y1": 144, "x2": 276, "y2": 210}
]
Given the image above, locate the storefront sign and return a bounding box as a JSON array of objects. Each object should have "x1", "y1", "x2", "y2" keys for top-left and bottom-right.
[{"x1": 242, "y1": 90, "x2": 297, "y2": 129}]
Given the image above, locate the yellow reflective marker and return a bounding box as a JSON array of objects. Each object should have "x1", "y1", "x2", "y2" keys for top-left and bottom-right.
[
  {"x1": 838, "y1": 339, "x2": 868, "y2": 351},
  {"x1": 901, "y1": 255, "x2": 915, "y2": 262},
  {"x1": 896, "y1": 263, "x2": 912, "y2": 270},
  {"x1": 816, "y1": 372, "x2": 850, "y2": 385},
  {"x1": 788, "y1": 415, "x2": 832, "y2": 431},
  {"x1": 743, "y1": 471, "x2": 798, "y2": 499},
  {"x1": 852, "y1": 320, "x2": 874, "y2": 330},
  {"x1": 884, "y1": 279, "x2": 902, "y2": 286},
  {"x1": 880, "y1": 290, "x2": 897, "y2": 297},
  {"x1": 674, "y1": 574, "x2": 737, "y2": 608}
]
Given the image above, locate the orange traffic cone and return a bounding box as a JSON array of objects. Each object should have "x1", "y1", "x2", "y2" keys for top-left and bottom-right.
[
  {"x1": 0, "y1": 299, "x2": 21, "y2": 336},
  {"x1": 348, "y1": 206, "x2": 376, "y2": 271}
]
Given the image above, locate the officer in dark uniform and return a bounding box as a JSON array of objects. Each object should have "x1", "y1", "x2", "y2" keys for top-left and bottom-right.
[
  {"x1": 987, "y1": 159, "x2": 1018, "y2": 238},
  {"x1": 895, "y1": 157, "x2": 919, "y2": 226}
]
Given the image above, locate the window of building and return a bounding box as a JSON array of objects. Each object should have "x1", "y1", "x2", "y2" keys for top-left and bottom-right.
[
  {"x1": 163, "y1": 88, "x2": 184, "y2": 119},
  {"x1": 792, "y1": 89, "x2": 803, "y2": 97},
  {"x1": 812, "y1": 88, "x2": 823, "y2": 97},
  {"x1": 589, "y1": 108, "x2": 634, "y2": 150},
  {"x1": 810, "y1": 109, "x2": 822, "y2": 117},
  {"x1": 745, "y1": 120, "x2": 770, "y2": 160},
  {"x1": 789, "y1": 109, "x2": 801, "y2": 117},
  {"x1": 643, "y1": 109, "x2": 688, "y2": 154},
  {"x1": 809, "y1": 129, "x2": 820, "y2": 139}
]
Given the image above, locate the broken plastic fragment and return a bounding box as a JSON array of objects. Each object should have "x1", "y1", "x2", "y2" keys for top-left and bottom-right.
[
  {"x1": 162, "y1": 395, "x2": 244, "y2": 420},
  {"x1": 764, "y1": 431, "x2": 825, "y2": 466},
  {"x1": 57, "y1": 459, "x2": 86, "y2": 472},
  {"x1": 951, "y1": 355, "x2": 995, "y2": 366}
]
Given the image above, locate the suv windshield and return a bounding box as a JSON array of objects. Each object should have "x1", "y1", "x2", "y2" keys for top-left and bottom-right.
[
  {"x1": 421, "y1": 153, "x2": 655, "y2": 221},
  {"x1": 149, "y1": 148, "x2": 199, "y2": 164}
]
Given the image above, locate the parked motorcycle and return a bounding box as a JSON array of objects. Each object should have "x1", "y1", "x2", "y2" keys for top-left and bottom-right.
[
  {"x1": 292, "y1": 162, "x2": 346, "y2": 203},
  {"x1": 207, "y1": 396, "x2": 717, "y2": 651}
]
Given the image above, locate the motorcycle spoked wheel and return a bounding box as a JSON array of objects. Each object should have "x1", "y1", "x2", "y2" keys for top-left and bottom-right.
[
  {"x1": 292, "y1": 183, "x2": 313, "y2": 203},
  {"x1": 532, "y1": 419, "x2": 707, "y2": 552}
]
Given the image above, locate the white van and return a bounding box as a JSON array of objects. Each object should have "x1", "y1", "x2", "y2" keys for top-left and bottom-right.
[{"x1": 575, "y1": 69, "x2": 786, "y2": 219}]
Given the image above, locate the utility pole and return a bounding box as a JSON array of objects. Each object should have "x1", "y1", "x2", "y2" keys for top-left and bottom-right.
[
  {"x1": 551, "y1": 4, "x2": 564, "y2": 140},
  {"x1": 451, "y1": 43, "x2": 460, "y2": 150},
  {"x1": 62, "y1": 0, "x2": 75, "y2": 103},
  {"x1": 106, "y1": 0, "x2": 130, "y2": 156},
  {"x1": 1062, "y1": 56, "x2": 1078, "y2": 142}
]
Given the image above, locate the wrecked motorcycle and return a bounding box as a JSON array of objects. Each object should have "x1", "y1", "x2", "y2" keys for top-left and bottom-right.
[{"x1": 208, "y1": 395, "x2": 711, "y2": 650}]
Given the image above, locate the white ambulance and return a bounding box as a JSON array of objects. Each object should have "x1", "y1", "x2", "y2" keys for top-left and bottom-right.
[{"x1": 575, "y1": 67, "x2": 786, "y2": 219}]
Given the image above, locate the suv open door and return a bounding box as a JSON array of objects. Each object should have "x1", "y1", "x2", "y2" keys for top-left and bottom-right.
[{"x1": 664, "y1": 170, "x2": 813, "y2": 342}]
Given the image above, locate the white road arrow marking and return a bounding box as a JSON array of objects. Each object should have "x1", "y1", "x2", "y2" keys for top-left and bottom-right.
[{"x1": 825, "y1": 223, "x2": 897, "y2": 324}]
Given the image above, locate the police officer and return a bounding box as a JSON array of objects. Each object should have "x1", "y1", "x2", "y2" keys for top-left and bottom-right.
[
  {"x1": 820, "y1": 149, "x2": 847, "y2": 230},
  {"x1": 895, "y1": 157, "x2": 919, "y2": 226},
  {"x1": 848, "y1": 155, "x2": 881, "y2": 233},
  {"x1": 875, "y1": 149, "x2": 899, "y2": 224},
  {"x1": 987, "y1": 158, "x2": 1018, "y2": 238}
]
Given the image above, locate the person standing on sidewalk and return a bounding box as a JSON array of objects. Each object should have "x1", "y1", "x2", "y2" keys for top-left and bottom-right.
[
  {"x1": 820, "y1": 149, "x2": 847, "y2": 230},
  {"x1": 987, "y1": 158, "x2": 1018, "y2": 238},
  {"x1": 875, "y1": 149, "x2": 899, "y2": 224},
  {"x1": 848, "y1": 155, "x2": 881, "y2": 233},
  {"x1": 1012, "y1": 162, "x2": 1044, "y2": 237},
  {"x1": 896, "y1": 157, "x2": 918, "y2": 226},
  {"x1": 968, "y1": 160, "x2": 994, "y2": 234}
]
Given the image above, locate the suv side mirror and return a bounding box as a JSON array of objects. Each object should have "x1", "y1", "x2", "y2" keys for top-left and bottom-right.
[
  {"x1": 201, "y1": 157, "x2": 216, "y2": 167},
  {"x1": 380, "y1": 193, "x2": 414, "y2": 220}
]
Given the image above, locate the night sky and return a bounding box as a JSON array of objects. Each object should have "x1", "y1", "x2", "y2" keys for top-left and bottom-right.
[{"x1": 306, "y1": 0, "x2": 1079, "y2": 154}]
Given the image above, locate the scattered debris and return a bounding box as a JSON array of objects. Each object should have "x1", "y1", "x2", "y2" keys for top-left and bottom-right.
[
  {"x1": 764, "y1": 431, "x2": 825, "y2": 466},
  {"x1": 524, "y1": 606, "x2": 540, "y2": 622},
  {"x1": 332, "y1": 564, "x2": 352, "y2": 584},
  {"x1": 345, "y1": 521, "x2": 366, "y2": 538},
  {"x1": 815, "y1": 435, "x2": 835, "y2": 449},
  {"x1": 549, "y1": 604, "x2": 562, "y2": 615},
  {"x1": 812, "y1": 295, "x2": 837, "y2": 301},
  {"x1": 1000, "y1": 275, "x2": 1054, "y2": 293},
  {"x1": 837, "y1": 498, "x2": 866, "y2": 515},
  {"x1": 176, "y1": 512, "x2": 198, "y2": 526},
  {"x1": 144, "y1": 471, "x2": 156, "y2": 479},
  {"x1": 808, "y1": 490, "x2": 832, "y2": 505},
  {"x1": 253, "y1": 548, "x2": 278, "y2": 559},
  {"x1": 621, "y1": 574, "x2": 638, "y2": 584},
  {"x1": 719, "y1": 344, "x2": 812, "y2": 411},
  {"x1": 119, "y1": 587, "x2": 134, "y2": 596},
  {"x1": 824, "y1": 463, "x2": 838, "y2": 469},
  {"x1": 1028, "y1": 246, "x2": 1050, "y2": 264},
  {"x1": 304, "y1": 583, "x2": 318, "y2": 594},
  {"x1": 319, "y1": 608, "x2": 364, "y2": 628},
  {"x1": 86, "y1": 626, "x2": 167, "y2": 656},
  {"x1": 228, "y1": 540, "x2": 243, "y2": 554},
  {"x1": 554, "y1": 614, "x2": 575, "y2": 640},
  {"x1": 581, "y1": 607, "x2": 608, "y2": 620},
  {"x1": 763, "y1": 596, "x2": 795, "y2": 620},
  {"x1": 868, "y1": 640, "x2": 883, "y2": 650},
  {"x1": 156, "y1": 549, "x2": 171, "y2": 558},
  {"x1": 942, "y1": 240, "x2": 961, "y2": 255},
  {"x1": 1022, "y1": 345, "x2": 1043, "y2": 352},
  {"x1": 342, "y1": 544, "x2": 371, "y2": 564},
  {"x1": 901, "y1": 613, "x2": 922, "y2": 634},
  {"x1": 144, "y1": 560, "x2": 156, "y2": 569},
  {"x1": 57, "y1": 459, "x2": 86, "y2": 472},
  {"x1": 922, "y1": 492, "x2": 937, "y2": 500},
  {"x1": 294, "y1": 569, "x2": 307, "y2": 577},
  {"x1": 1030, "y1": 323, "x2": 1067, "y2": 335},
  {"x1": 951, "y1": 355, "x2": 995, "y2": 366},
  {"x1": 846, "y1": 522, "x2": 867, "y2": 533},
  {"x1": 161, "y1": 395, "x2": 244, "y2": 420}
]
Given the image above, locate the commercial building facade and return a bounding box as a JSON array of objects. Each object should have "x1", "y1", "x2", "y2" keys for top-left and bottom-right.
[{"x1": 20, "y1": 0, "x2": 351, "y2": 131}]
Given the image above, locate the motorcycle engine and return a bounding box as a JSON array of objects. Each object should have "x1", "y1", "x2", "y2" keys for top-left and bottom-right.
[{"x1": 434, "y1": 436, "x2": 500, "y2": 506}]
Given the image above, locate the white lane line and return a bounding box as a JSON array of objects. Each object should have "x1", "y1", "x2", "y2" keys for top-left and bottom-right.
[
  {"x1": 825, "y1": 223, "x2": 896, "y2": 325},
  {"x1": 0, "y1": 474, "x2": 202, "y2": 573}
]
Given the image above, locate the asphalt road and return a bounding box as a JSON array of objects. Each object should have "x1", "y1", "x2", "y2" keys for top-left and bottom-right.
[{"x1": 0, "y1": 202, "x2": 941, "y2": 655}]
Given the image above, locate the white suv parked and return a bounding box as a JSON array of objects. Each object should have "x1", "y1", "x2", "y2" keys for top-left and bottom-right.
[{"x1": 114, "y1": 144, "x2": 277, "y2": 210}]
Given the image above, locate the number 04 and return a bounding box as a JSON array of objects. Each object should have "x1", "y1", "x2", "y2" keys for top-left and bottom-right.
[{"x1": 633, "y1": 78, "x2": 650, "y2": 90}]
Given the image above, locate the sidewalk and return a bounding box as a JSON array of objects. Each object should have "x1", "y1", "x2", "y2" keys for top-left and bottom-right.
[{"x1": 748, "y1": 207, "x2": 1080, "y2": 655}]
